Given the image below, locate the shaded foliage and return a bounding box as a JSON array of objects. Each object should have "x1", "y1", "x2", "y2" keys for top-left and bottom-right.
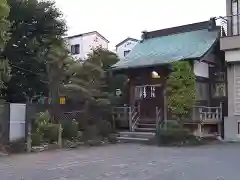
[
  {"x1": 0, "y1": 0, "x2": 10, "y2": 94},
  {"x1": 0, "y1": 0, "x2": 10, "y2": 48},
  {"x1": 4, "y1": 0, "x2": 67, "y2": 102}
]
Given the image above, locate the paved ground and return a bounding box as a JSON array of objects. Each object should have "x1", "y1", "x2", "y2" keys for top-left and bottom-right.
[{"x1": 0, "y1": 143, "x2": 240, "y2": 180}]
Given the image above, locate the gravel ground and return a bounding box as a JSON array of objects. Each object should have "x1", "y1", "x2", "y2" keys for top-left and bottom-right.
[{"x1": 0, "y1": 143, "x2": 240, "y2": 180}]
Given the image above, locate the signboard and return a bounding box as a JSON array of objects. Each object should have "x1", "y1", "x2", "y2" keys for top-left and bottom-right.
[{"x1": 59, "y1": 96, "x2": 66, "y2": 105}]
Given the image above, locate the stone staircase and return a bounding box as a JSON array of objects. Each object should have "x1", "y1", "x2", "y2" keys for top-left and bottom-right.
[
  {"x1": 114, "y1": 106, "x2": 161, "y2": 143},
  {"x1": 117, "y1": 131, "x2": 155, "y2": 142},
  {"x1": 135, "y1": 118, "x2": 156, "y2": 132},
  {"x1": 117, "y1": 118, "x2": 156, "y2": 142}
]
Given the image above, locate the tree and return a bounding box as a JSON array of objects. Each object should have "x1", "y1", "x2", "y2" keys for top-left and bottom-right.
[
  {"x1": 0, "y1": 0, "x2": 10, "y2": 96},
  {"x1": 166, "y1": 60, "x2": 196, "y2": 121},
  {"x1": 44, "y1": 43, "x2": 72, "y2": 105},
  {"x1": 87, "y1": 48, "x2": 119, "y2": 70},
  {"x1": 87, "y1": 48, "x2": 129, "y2": 105},
  {"x1": 0, "y1": 0, "x2": 10, "y2": 48},
  {"x1": 4, "y1": 0, "x2": 67, "y2": 103},
  {"x1": 63, "y1": 55, "x2": 106, "y2": 103}
]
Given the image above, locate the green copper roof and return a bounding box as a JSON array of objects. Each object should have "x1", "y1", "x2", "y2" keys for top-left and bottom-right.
[{"x1": 112, "y1": 29, "x2": 219, "y2": 70}]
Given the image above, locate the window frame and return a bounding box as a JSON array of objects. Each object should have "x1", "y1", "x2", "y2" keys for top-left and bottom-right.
[
  {"x1": 124, "y1": 50, "x2": 130, "y2": 57},
  {"x1": 71, "y1": 44, "x2": 80, "y2": 55}
]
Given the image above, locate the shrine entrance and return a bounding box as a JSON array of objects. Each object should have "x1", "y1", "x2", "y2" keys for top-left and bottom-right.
[{"x1": 134, "y1": 84, "x2": 164, "y2": 119}]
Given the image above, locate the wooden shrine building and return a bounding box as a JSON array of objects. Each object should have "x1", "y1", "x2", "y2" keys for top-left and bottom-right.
[{"x1": 112, "y1": 19, "x2": 227, "y2": 137}]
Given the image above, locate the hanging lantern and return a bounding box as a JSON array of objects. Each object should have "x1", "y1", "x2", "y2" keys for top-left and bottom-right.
[{"x1": 115, "y1": 89, "x2": 122, "y2": 96}]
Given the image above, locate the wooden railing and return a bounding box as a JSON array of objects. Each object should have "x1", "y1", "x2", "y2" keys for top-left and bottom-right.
[
  {"x1": 129, "y1": 107, "x2": 140, "y2": 131},
  {"x1": 114, "y1": 105, "x2": 140, "y2": 131},
  {"x1": 156, "y1": 107, "x2": 162, "y2": 130},
  {"x1": 192, "y1": 103, "x2": 223, "y2": 123}
]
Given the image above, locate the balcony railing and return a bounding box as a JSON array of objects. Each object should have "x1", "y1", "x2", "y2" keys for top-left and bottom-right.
[{"x1": 218, "y1": 14, "x2": 240, "y2": 37}]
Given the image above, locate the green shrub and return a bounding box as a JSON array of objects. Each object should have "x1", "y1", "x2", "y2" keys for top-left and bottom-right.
[
  {"x1": 34, "y1": 110, "x2": 51, "y2": 133},
  {"x1": 165, "y1": 120, "x2": 182, "y2": 129},
  {"x1": 156, "y1": 128, "x2": 189, "y2": 145},
  {"x1": 82, "y1": 125, "x2": 99, "y2": 142},
  {"x1": 185, "y1": 135, "x2": 202, "y2": 146},
  {"x1": 108, "y1": 133, "x2": 118, "y2": 144},
  {"x1": 31, "y1": 132, "x2": 42, "y2": 146},
  {"x1": 62, "y1": 119, "x2": 79, "y2": 140},
  {"x1": 98, "y1": 120, "x2": 112, "y2": 138},
  {"x1": 156, "y1": 120, "x2": 194, "y2": 145},
  {"x1": 42, "y1": 124, "x2": 59, "y2": 143}
]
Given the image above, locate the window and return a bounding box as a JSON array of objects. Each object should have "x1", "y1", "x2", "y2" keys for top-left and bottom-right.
[
  {"x1": 196, "y1": 82, "x2": 209, "y2": 100},
  {"x1": 212, "y1": 83, "x2": 226, "y2": 97},
  {"x1": 124, "y1": 50, "x2": 130, "y2": 57},
  {"x1": 135, "y1": 86, "x2": 145, "y2": 99},
  {"x1": 231, "y1": 0, "x2": 240, "y2": 35},
  {"x1": 71, "y1": 44, "x2": 80, "y2": 55}
]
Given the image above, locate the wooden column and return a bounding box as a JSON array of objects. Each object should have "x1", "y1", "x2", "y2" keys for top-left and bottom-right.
[{"x1": 129, "y1": 78, "x2": 135, "y2": 106}]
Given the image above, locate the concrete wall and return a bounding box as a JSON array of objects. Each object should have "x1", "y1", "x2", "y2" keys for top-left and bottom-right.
[
  {"x1": 224, "y1": 63, "x2": 240, "y2": 141},
  {"x1": 68, "y1": 36, "x2": 84, "y2": 60},
  {"x1": 9, "y1": 103, "x2": 26, "y2": 142},
  {"x1": 116, "y1": 40, "x2": 138, "y2": 59},
  {"x1": 67, "y1": 33, "x2": 109, "y2": 60},
  {"x1": 224, "y1": 116, "x2": 240, "y2": 141},
  {"x1": 220, "y1": 36, "x2": 240, "y2": 51},
  {"x1": 225, "y1": 49, "x2": 240, "y2": 62},
  {"x1": 82, "y1": 33, "x2": 108, "y2": 59}
]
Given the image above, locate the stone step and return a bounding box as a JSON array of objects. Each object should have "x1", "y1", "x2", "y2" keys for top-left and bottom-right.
[
  {"x1": 137, "y1": 123, "x2": 156, "y2": 128},
  {"x1": 134, "y1": 127, "x2": 156, "y2": 132},
  {"x1": 138, "y1": 120, "x2": 156, "y2": 124},
  {"x1": 117, "y1": 137, "x2": 149, "y2": 142},
  {"x1": 117, "y1": 131, "x2": 155, "y2": 143},
  {"x1": 118, "y1": 131, "x2": 154, "y2": 139},
  {"x1": 119, "y1": 131, "x2": 155, "y2": 136}
]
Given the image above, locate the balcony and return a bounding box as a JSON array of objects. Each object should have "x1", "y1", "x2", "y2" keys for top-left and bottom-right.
[{"x1": 219, "y1": 14, "x2": 240, "y2": 51}]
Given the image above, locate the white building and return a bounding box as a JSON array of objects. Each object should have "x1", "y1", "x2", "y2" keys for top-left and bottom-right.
[
  {"x1": 67, "y1": 31, "x2": 109, "y2": 60},
  {"x1": 220, "y1": 0, "x2": 240, "y2": 141},
  {"x1": 115, "y1": 37, "x2": 139, "y2": 59}
]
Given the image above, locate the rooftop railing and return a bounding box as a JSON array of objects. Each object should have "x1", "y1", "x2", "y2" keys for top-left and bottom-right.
[{"x1": 218, "y1": 14, "x2": 240, "y2": 37}]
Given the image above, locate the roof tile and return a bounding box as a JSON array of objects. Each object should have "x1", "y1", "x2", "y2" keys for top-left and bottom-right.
[{"x1": 112, "y1": 29, "x2": 219, "y2": 70}]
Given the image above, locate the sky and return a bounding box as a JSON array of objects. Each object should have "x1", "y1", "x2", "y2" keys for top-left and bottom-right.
[{"x1": 54, "y1": 0, "x2": 226, "y2": 50}]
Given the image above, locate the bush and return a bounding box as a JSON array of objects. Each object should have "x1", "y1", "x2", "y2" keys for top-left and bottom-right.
[
  {"x1": 33, "y1": 111, "x2": 59, "y2": 144},
  {"x1": 34, "y1": 110, "x2": 51, "y2": 133},
  {"x1": 81, "y1": 125, "x2": 99, "y2": 142},
  {"x1": 32, "y1": 132, "x2": 42, "y2": 146},
  {"x1": 98, "y1": 120, "x2": 112, "y2": 139},
  {"x1": 108, "y1": 133, "x2": 118, "y2": 144},
  {"x1": 62, "y1": 119, "x2": 79, "y2": 140},
  {"x1": 42, "y1": 124, "x2": 59, "y2": 143},
  {"x1": 165, "y1": 120, "x2": 182, "y2": 129},
  {"x1": 156, "y1": 120, "x2": 196, "y2": 145},
  {"x1": 156, "y1": 128, "x2": 190, "y2": 145}
]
